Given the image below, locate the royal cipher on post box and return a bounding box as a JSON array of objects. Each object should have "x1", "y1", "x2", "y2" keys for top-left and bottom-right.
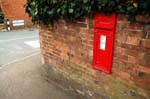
[{"x1": 93, "y1": 13, "x2": 117, "y2": 74}]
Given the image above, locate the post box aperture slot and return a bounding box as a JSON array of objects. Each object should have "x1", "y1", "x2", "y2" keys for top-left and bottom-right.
[{"x1": 94, "y1": 14, "x2": 116, "y2": 30}]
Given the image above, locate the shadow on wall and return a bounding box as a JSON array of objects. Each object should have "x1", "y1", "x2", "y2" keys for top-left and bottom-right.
[
  {"x1": 0, "y1": 7, "x2": 4, "y2": 30},
  {"x1": 0, "y1": 7, "x2": 4, "y2": 24}
]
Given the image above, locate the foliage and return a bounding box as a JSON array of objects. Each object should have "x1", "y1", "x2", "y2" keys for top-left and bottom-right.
[{"x1": 25, "y1": 0, "x2": 150, "y2": 24}]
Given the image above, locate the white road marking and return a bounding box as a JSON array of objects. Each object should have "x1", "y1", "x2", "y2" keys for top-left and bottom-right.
[
  {"x1": 0, "y1": 52, "x2": 40, "y2": 70},
  {"x1": 0, "y1": 36, "x2": 38, "y2": 43},
  {"x1": 24, "y1": 40, "x2": 40, "y2": 48}
]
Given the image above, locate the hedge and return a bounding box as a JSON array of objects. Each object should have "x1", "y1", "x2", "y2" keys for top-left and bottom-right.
[{"x1": 25, "y1": 0, "x2": 150, "y2": 24}]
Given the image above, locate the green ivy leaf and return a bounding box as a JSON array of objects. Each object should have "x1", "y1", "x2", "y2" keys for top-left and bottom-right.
[
  {"x1": 69, "y1": 8, "x2": 74, "y2": 13},
  {"x1": 83, "y1": 0, "x2": 88, "y2": 3}
]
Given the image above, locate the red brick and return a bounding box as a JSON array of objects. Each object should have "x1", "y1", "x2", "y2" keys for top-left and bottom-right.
[
  {"x1": 127, "y1": 36, "x2": 140, "y2": 45},
  {"x1": 136, "y1": 15, "x2": 150, "y2": 23},
  {"x1": 144, "y1": 54, "x2": 150, "y2": 61},
  {"x1": 114, "y1": 40, "x2": 122, "y2": 47},
  {"x1": 122, "y1": 43, "x2": 141, "y2": 51},
  {"x1": 123, "y1": 29, "x2": 144, "y2": 38},
  {"x1": 127, "y1": 23, "x2": 143, "y2": 30},
  {"x1": 115, "y1": 47, "x2": 124, "y2": 54},
  {"x1": 118, "y1": 71, "x2": 131, "y2": 81},
  {"x1": 75, "y1": 22, "x2": 87, "y2": 28},
  {"x1": 116, "y1": 22, "x2": 129, "y2": 30},
  {"x1": 118, "y1": 55, "x2": 128, "y2": 61},
  {"x1": 144, "y1": 25, "x2": 150, "y2": 32},
  {"x1": 141, "y1": 39, "x2": 150, "y2": 48},
  {"x1": 133, "y1": 66, "x2": 150, "y2": 75},
  {"x1": 142, "y1": 48, "x2": 150, "y2": 54},
  {"x1": 0, "y1": 0, "x2": 32, "y2": 28},
  {"x1": 123, "y1": 49, "x2": 144, "y2": 58},
  {"x1": 115, "y1": 34, "x2": 121, "y2": 41},
  {"x1": 133, "y1": 77, "x2": 150, "y2": 90},
  {"x1": 139, "y1": 60, "x2": 150, "y2": 68},
  {"x1": 128, "y1": 56, "x2": 136, "y2": 64}
]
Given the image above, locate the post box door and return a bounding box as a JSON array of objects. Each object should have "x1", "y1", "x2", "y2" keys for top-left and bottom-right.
[
  {"x1": 93, "y1": 29, "x2": 114, "y2": 73},
  {"x1": 93, "y1": 13, "x2": 117, "y2": 74}
]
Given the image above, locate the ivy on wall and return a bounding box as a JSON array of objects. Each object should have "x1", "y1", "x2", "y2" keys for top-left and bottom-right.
[{"x1": 25, "y1": 0, "x2": 150, "y2": 24}]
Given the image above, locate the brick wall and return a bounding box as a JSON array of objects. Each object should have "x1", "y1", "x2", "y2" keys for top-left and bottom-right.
[
  {"x1": 40, "y1": 15, "x2": 150, "y2": 99},
  {"x1": 0, "y1": 0, "x2": 33, "y2": 29}
]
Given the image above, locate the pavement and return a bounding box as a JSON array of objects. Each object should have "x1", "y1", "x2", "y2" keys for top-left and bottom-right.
[{"x1": 0, "y1": 29, "x2": 81, "y2": 99}]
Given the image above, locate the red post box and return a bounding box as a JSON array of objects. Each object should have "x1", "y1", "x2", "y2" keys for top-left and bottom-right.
[{"x1": 93, "y1": 13, "x2": 117, "y2": 74}]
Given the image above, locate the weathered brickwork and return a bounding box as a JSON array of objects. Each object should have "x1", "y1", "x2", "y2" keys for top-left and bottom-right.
[
  {"x1": 0, "y1": 0, "x2": 32, "y2": 29},
  {"x1": 40, "y1": 15, "x2": 150, "y2": 99}
]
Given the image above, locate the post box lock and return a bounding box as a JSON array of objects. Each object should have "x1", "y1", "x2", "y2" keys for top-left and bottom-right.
[{"x1": 93, "y1": 13, "x2": 117, "y2": 74}]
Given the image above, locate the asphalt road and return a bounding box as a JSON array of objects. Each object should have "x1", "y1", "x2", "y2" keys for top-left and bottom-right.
[
  {"x1": 0, "y1": 29, "x2": 81, "y2": 99},
  {"x1": 0, "y1": 29, "x2": 40, "y2": 67}
]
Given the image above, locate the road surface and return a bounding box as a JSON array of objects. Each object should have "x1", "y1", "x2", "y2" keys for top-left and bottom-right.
[
  {"x1": 0, "y1": 29, "x2": 40, "y2": 67},
  {"x1": 0, "y1": 29, "x2": 81, "y2": 99}
]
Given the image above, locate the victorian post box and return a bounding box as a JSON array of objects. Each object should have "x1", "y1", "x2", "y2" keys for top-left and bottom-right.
[{"x1": 93, "y1": 13, "x2": 117, "y2": 74}]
